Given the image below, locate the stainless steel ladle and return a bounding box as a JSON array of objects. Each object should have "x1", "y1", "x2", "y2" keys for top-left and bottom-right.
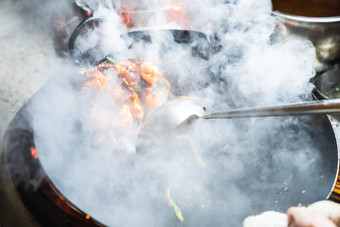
[
  {"x1": 175, "y1": 98, "x2": 340, "y2": 129},
  {"x1": 136, "y1": 97, "x2": 340, "y2": 155}
]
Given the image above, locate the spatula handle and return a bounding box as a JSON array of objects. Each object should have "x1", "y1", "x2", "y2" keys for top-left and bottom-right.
[{"x1": 203, "y1": 99, "x2": 340, "y2": 119}]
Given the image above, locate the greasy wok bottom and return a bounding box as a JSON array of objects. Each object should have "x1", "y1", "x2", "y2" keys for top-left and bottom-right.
[
  {"x1": 2, "y1": 29, "x2": 339, "y2": 226},
  {"x1": 2, "y1": 90, "x2": 339, "y2": 227}
]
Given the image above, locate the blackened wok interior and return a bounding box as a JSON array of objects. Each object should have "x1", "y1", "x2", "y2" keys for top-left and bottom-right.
[{"x1": 8, "y1": 30, "x2": 339, "y2": 226}]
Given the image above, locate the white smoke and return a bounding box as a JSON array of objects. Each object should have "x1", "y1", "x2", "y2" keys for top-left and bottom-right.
[{"x1": 25, "y1": 0, "x2": 337, "y2": 226}]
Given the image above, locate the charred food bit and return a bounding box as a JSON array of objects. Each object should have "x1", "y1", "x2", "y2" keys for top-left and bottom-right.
[
  {"x1": 140, "y1": 62, "x2": 161, "y2": 86},
  {"x1": 112, "y1": 104, "x2": 134, "y2": 129},
  {"x1": 111, "y1": 84, "x2": 126, "y2": 103},
  {"x1": 128, "y1": 87, "x2": 144, "y2": 121},
  {"x1": 114, "y1": 61, "x2": 139, "y2": 86},
  {"x1": 96, "y1": 60, "x2": 115, "y2": 71},
  {"x1": 81, "y1": 58, "x2": 172, "y2": 126},
  {"x1": 141, "y1": 64, "x2": 172, "y2": 109},
  {"x1": 143, "y1": 86, "x2": 167, "y2": 109},
  {"x1": 81, "y1": 70, "x2": 108, "y2": 90}
]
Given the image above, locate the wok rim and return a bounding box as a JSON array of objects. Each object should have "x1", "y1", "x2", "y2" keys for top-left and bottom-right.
[
  {"x1": 3, "y1": 27, "x2": 340, "y2": 225},
  {"x1": 272, "y1": 10, "x2": 340, "y2": 23}
]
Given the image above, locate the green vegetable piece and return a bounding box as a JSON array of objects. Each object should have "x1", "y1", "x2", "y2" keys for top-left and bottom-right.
[
  {"x1": 106, "y1": 56, "x2": 117, "y2": 64},
  {"x1": 78, "y1": 68, "x2": 86, "y2": 75},
  {"x1": 171, "y1": 199, "x2": 184, "y2": 222}
]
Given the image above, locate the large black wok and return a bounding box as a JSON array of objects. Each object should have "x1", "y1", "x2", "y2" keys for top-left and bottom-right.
[{"x1": 1, "y1": 28, "x2": 339, "y2": 227}]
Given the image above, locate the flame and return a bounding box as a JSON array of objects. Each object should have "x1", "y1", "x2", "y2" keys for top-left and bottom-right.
[
  {"x1": 171, "y1": 4, "x2": 182, "y2": 12},
  {"x1": 30, "y1": 146, "x2": 38, "y2": 159},
  {"x1": 121, "y1": 12, "x2": 132, "y2": 27},
  {"x1": 53, "y1": 20, "x2": 66, "y2": 36},
  {"x1": 54, "y1": 19, "x2": 64, "y2": 25}
]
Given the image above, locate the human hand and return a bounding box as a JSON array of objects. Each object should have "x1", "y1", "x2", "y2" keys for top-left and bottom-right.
[{"x1": 287, "y1": 206, "x2": 336, "y2": 227}]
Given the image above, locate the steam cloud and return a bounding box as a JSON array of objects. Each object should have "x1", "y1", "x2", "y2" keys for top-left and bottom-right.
[{"x1": 21, "y1": 0, "x2": 337, "y2": 226}]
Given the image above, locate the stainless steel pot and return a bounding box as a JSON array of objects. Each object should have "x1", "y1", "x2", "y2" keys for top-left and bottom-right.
[
  {"x1": 272, "y1": 3, "x2": 340, "y2": 72},
  {"x1": 312, "y1": 64, "x2": 340, "y2": 99}
]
